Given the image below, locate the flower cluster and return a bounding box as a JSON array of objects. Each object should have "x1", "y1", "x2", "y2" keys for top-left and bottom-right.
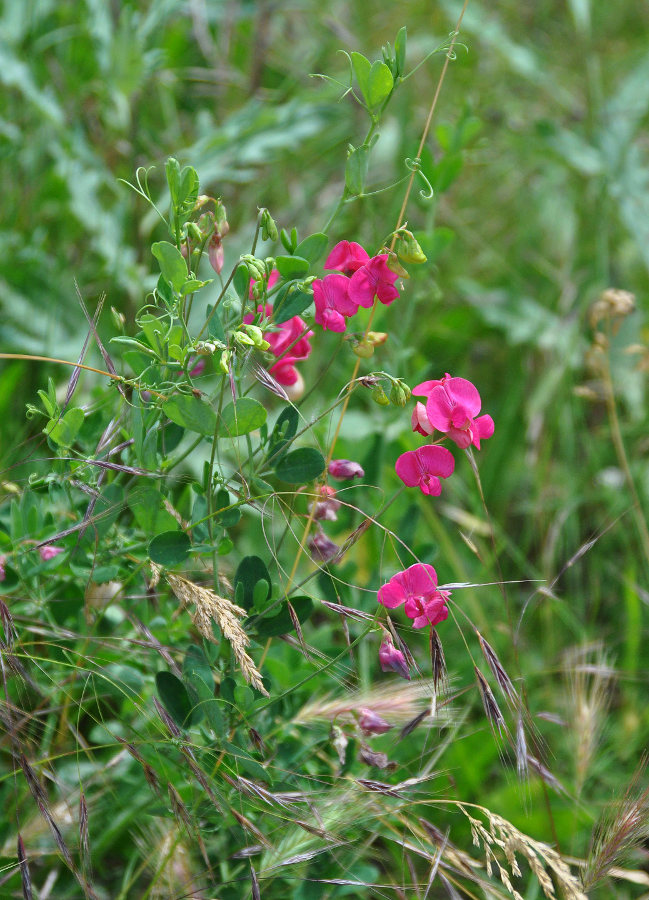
[
  {"x1": 378, "y1": 563, "x2": 450, "y2": 629},
  {"x1": 312, "y1": 241, "x2": 400, "y2": 332}
]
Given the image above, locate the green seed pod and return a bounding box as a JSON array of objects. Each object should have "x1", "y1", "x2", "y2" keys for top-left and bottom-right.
[
  {"x1": 390, "y1": 382, "x2": 408, "y2": 407},
  {"x1": 352, "y1": 339, "x2": 374, "y2": 358},
  {"x1": 397, "y1": 232, "x2": 427, "y2": 264},
  {"x1": 241, "y1": 254, "x2": 266, "y2": 282}
]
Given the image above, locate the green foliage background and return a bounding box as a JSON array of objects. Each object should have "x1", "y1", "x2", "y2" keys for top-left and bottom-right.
[{"x1": 1, "y1": 0, "x2": 649, "y2": 897}]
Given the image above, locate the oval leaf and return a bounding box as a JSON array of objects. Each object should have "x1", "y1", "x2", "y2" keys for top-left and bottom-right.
[
  {"x1": 275, "y1": 255, "x2": 310, "y2": 279},
  {"x1": 149, "y1": 530, "x2": 190, "y2": 566},
  {"x1": 234, "y1": 555, "x2": 271, "y2": 612},
  {"x1": 367, "y1": 60, "x2": 394, "y2": 110},
  {"x1": 294, "y1": 232, "x2": 328, "y2": 264},
  {"x1": 247, "y1": 596, "x2": 314, "y2": 637},
  {"x1": 275, "y1": 447, "x2": 325, "y2": 483},
  {"x1": 156, "y1": 671, "x2": 196, "y2": 729},
  {"x1": 218, "y1": 398, "x2": 267, "y2": 438},
  {"x1": 163, "y1": 394, "x2": 217, "y2": 437},
  {"x1": 151, "y1": 241, "x2": 188, "y2": 293}
]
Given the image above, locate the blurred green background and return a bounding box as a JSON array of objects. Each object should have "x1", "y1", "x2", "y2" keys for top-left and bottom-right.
[{"x1": 2, "y1": 0, "x2": 649, "y2": 894}]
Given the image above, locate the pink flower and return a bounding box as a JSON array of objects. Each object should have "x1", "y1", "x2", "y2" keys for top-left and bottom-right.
[
  {"x1": 308, "y1": 530, "x2": 339, "y2": 564},
  {"x1": 328, "y1": 459, "x2": 364, "y2": 481},
  {"x1": 312, "y1": 274, "x2": 358, "y2": 332},
  {"x1": 39, "y1": 545, "x2": 64, "y2": 562},
  {"x1": 395, "y1": 445, "x2": 455, "y2": 496},
  {"x1": 414, "y1": 374, "x2": 494, "y2": 450},
  {"x1": 314, "y1": 485, "x2": 341, "y2": 521},
  {"x1": 411, "y1": 401, "x2": 434, "y2": 436},
  {"x1": 208, "y1": 234, "x2": 224, "y2": 274},
  {"x1": 378, "y1": 634, "x2": 410, "y2": 679},
  {"x1": 325, "y1": 241, "x2": 370, "y2": 276},
  {"x1": 249, "y1": 269, "x2": 280, "y2": 299},
  {"x1": 349, "y1": 255, "x2": 400, "y2": 308},
  {"x1": 244, "y1": 303, "x2": 313, "y2": 387},
  {"x1": 378, "y1": 563, "x2": 450, "y2": 629},
  {"x1": 358, "y1": 708, "x2": 392, "y2": 735},
  {"x1": 0, "y1": 555, "x2": 5, "y2": 582}
]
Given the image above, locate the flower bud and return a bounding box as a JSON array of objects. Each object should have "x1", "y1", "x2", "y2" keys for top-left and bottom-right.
[
  {"x1": 260, "y1": 208, "x2": 278, "y2": 242},
  {"x1": 308, "y1": 530, "x2": 340, "y2": 564},
  {"x1": 367, "y1": 331, "x2": 388, "y2": 347},
  {"x1": 378, "y1": 634, "x2": 410, "y2": 680},
  {"x1": 397, "y1": 231, "x2": 427, "y2": 264},
  {"x1": 208, "y1": 235, "x2": 224, "y2": 274},
  {"x1": 188, "y1": 221, "x2": 203, "y2": 243},
  {"x1": 251, "y1": 281, "x2": 264, "y2": 301},
  {"x1": 215, "y1": 200, "x2": 229, "y2": 236},
  {"x1": 197, "y1": 211, "x2": 216, "y2": 237},
  {"x1": 372, "y1": 384, "x2": 390, "y2": 406},
  {"x1": 218, "y1": 349, "x2": 231, "y2": 373},
  {"x1": 39, "y1": 545, "x2": 64, "y2": 562},
  {"x1": 241, "y1": 323, "x2": 265, "y2": 346},
  {"x1": 390, "y1": 380, "x2": 411, "y2": 407},
  {"x1": 233, "y1": 330, "x2": 256, "y2": 348},
  {"x1": 328, "y1": 459, "x2": 364, "y2": 481},
  {"x1": 358, "y1": 707, "x2": 393, "y2": 735},
  {"x1": 351, "y1": 339, "x2": 374, "y2": 358},
  {"x1": 314, "y1": 485, "x2": 341, "y2": 522},
  {"x1": 385, "y1": 250, "x2": 409, "y2": 279},
  {"x1": 241, "y1": 254, "x2": 267, "y2": 283}
]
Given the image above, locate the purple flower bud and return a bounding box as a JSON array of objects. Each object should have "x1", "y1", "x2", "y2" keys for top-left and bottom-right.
[
  {"x1": 314, "y1": 485, "x2": 341, "y2": 521},
  {"x1": 39, "y1": 545, "x2": 64, "y2": 562},
  {"x1": 328, "y1": 459, "x2": 365, "y2": 481},
  {"x1": 308, "y1": 530, "x2": 339, "y2": 564},
  {"x1": 379, "y1": 634, "x2": 410, "y2": 680},
  {"x1": 358, "y1": 707, "x2": 392, "y2": 735}
]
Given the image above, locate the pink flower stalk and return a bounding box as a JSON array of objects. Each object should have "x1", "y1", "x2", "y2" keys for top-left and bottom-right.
[
  {"x1": 328, "y1": 459, "x2": 364, "y2": 481},
  {"x1": 325, "y1": 241, "x2": 370, "y2": 276},
  {"x1": 395, "y1": 445, "x2": 455, "y2": 496},
  {"x1": 314, "y1": 485, "x2": 341, "y2": 521},
  {"x1": 312, "y1": 274, "x2": 358, "y2": 332},
  {"x1": 349, "y1": 255, "x2": 400, "y2": 308},
  {"x1": 378, "y1": 634, "x2": 410, "y2": 679},
  {"x1": 378, "y1": 563, "x2": 450, "y2": 629},
  {"x1": 308, "y1": 530, "x2": 339, "y2": 564},
  {"x1": 415, "y1": 374, "x2": 495, "y2": 450},
  {"x1": 411, "y1": 401, "x2": 434, "y2": 436},
  {"x1": 358, "y1": 707, "x2": 392, "y2": 735},
  {"x1": 39, "y1": 545, "x2": 64, "y2": 562},
  {"x1": 244, "y1": 303, "x2": 313, "y2": 387}
]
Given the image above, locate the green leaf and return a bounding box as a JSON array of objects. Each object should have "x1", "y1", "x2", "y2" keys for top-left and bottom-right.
[
  {"x1": 155, "y1": 671, "x2": 196, "y2": 729},
  {"x1": 44, "y1": 407, "x2": 84, "y2": 447},
  {"x1": 218, "y1": 398, "x2": 267, "y2": 438},
  {"x1": 180, "y1": 278, "x2": 212, "y2": 296},
  {"x1": 273, "y1": 285, "x2": 313, "y2": 324},
  {"x1": 351, "y1": 51, "x2": 371, "y2": 103},
  {"x1": 151, "y1": 241, "x2": 188, "y2": 293},
  {"x1": 394, "y1": 26, "x2": 407, "y2": 76},
  {"x1": 214, "y1": 488, "x2": 241, "y2": 528},
  {"x1": 129, "y1": 487, "x2": 179, "y2": 535},
  {"x1": 345, "y1": 145, "x2": 369, "y2": 196},
  {"x1": 268, "y1": 406, "x2": 299, "y2": 462},
  {"x1": 206, "y1": 304, "x2": 227, "y2": 342},
  {"x1": 163, "y1": 394, "x2": 217, "y2": 436},
  {"x1": 247, "y1": 596, "x2": 314, "y2": 637},
  {"x1": 234, "y1": 556, "x2": 271, "y2": 612},
  {"x1": 138, "y1": 312, "x2": 166, "y2": 354},
  {"x1": 148, "y1": 530, "x2": 190, "y2": 567},
  {"x1": 182, "y1": 646, "x2": 224, "y2": 733},
  {"x1": 233, "y1": 263, "x2": 250, "y2": 301},
  {"x1": 275, "y1": 447, "x2": 325, "y2": 483},
  {"x1": 275, "y1": 255, "x2": 309, "y2": 279},
  {"x1": 367, "y1": 60, "x2": 393, "y2": 110},
  {"x1": 294, "y1": 232, "x2": 328, "y2": 264}
]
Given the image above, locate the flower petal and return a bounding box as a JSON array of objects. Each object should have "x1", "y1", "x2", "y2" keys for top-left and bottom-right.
[
  {"x1": 395, "y1": 451, "x2": 421, "y2": 487},
  {"x1": 447, "y1": 377, "x2": 481, "y2": 417}
]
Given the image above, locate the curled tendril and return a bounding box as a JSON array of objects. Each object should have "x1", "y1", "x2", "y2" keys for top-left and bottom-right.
[
  {"x1": 445, "y1": 31, "x2": 468, "y2": 60},
  {"x1": 405, "y1": 158, "x2": 434, "y2": 200}
]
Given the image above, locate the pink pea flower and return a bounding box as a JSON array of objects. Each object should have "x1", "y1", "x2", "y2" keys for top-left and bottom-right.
[
  {"x1": 378, "y1": 634, "x2": 410, "y2": 679},
  {"x1": 308, "y1": 530, "x2": 340, "y2": 564},
  {"x1": 325, "y1": 241, "x2": 370, "y2": 276},
  {"x1": 39, "y1": 545, "x2": 64, "y2": 562},
  {"x1": 208, "y1": 234, "x2": 225, "y2": 274},
  {"x1": 349, "y1": 255, "x2": 400, "y2": 308},
  {"x1": 378, "y1": 563, "x2": 450, "y2": 629},
  {"x1": 424, "y1": 376, "x2": 494, "y2": 450},
  {"x1": 314, "y1": 485, "x2": 341, "y2": 521},
  {"x1": 328, "y1": 459, "x2": 364, "y2": 481},
  {"x1": 358, "y1": 707, "x2": 393, "y2": 735},
  {"x1": 395, "y1": 445, "x2": 455, "y2": 496},
  {"x1": 411, "y1": 401, "x2": 434, "y2": 437},
  {"x1": 412, "y1": 373, "x2": 451, "y2": 398},
  {"x1": 244, "y1": 303, "x2": 313, "y2": 387},
  {"x1": 312, "y1": 274, "x2": 358, "y2": 332}
]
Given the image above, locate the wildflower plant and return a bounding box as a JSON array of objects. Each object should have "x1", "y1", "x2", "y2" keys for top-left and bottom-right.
[{"x1": 0, "y1": 12, "x2": 645, "y2": 900}]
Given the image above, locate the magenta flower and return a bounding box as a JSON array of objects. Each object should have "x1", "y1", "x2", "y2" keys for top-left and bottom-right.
[
  {"x1": 39, "y1": 545, "x2": 64, "y2": 562},
  {"x1": 395, "y1": 445, "x2": 455, "y2": 496},
  {"x1": 358, "y1": 708, "x2": 392, "y2": 735},
  {"x1": 328, "y1": 459, "x2": 364, "y2": 481},
  {"x1": 349, "y1": 255, "x2": 400, "y2": 308},
  {"x1": 378, "y1": 634, "x2": 410, "y2": 679},
  {"x1": 244, "y1": 302, "x2": 313, "y2": 387},
  {"x1": 378, "y1": 563, "x2": 450, "y2": 629},
  {"x1": 325, "y1": 241, "x2": 370, "y2": 276},
  {"x1": 312, "y1": 274, "x2": 358, "y2": 332},
  {"x1": 424, "y1": 376, "x2": 494, "y2": 450},
  {"x1": 411, "y1": 401, "x2": 434, "y2": 437}
]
